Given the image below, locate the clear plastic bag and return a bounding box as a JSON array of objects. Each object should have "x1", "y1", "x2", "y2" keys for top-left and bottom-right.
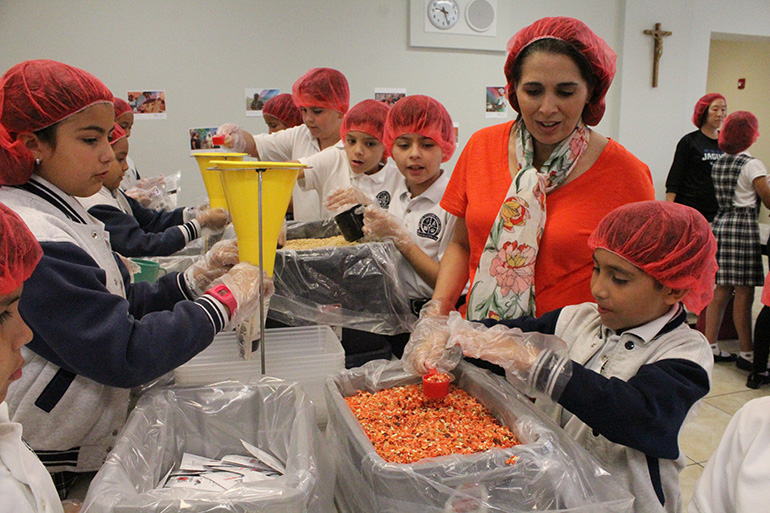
[
  {"x1": 270, "y1": 220, "x2": 415, "y2": 335},
  {"x1": 82, "y1": 379, "x2": 334, "y2": 513},
  {"x1": 326, "y1": 360, "x2": 634, "y2": 513}
]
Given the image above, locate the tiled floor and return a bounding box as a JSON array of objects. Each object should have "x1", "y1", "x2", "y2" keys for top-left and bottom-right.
[{"x1": 679, "y1": 336, "x2": 770, "y2": 511}]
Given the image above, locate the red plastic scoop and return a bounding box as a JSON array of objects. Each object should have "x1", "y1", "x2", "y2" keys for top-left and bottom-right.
[
  {"x1": 422, "y1": 369, "x2": 451, "y2": 400},
  {"x1": 212, "y1": 134, "x2": 226, "y2": 146}
]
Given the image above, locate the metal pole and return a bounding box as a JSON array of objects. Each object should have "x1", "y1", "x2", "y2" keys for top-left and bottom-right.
[{"x1": 257, "y1": 168, "x2": 266, "y2": 374}]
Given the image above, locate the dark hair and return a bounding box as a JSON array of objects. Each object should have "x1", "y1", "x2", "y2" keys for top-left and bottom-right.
[
  {"x1": 697, "y1": 107, "x2": 710, "y2": 129},
  {"x1": 510, "y1": 38, "x2": 596, "y2": 92},
  {"x1": 34, "y1": 122, "x2": 59, "y2": 149}
]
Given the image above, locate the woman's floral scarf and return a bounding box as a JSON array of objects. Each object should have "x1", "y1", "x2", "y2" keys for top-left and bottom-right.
[{"x1": 465, "y1": 118, "x2": 588, "y2": 320}]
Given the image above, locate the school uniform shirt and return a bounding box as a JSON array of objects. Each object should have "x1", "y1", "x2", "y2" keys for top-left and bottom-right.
[
  {"x1": 79, "y1": 186, "x2": 200, "y2": 257},
  {"x1": 298, "y1": 143, "x2": 401, "y2": 217},
  {"x1": 352, "y1": 159, "x2": 401, "y2": 211},
  {"x1": 689, "y1": 396, "x2": 770, "y2": 513},
  {"x1": 730, "y1": 150, "x2": 767, "y2": 207},
  {"x1": 253, "y1": 124, "x2": 323, "y2": 221},
  {"x1": 387, "y1": 170, "x2": 457, "y2": 300},
  {"x1": 0, "y1": 175, "x2": 228, "y2": 473},
  {"x1": 486, "y1": 303, "x2": 713, "y2": 513},
  {"x1": 0, "y1": 403, "x2": 63, "y2": 513}
]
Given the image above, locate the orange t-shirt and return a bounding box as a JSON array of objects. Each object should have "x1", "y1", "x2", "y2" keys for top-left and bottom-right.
[{"x1": 441, "y1": 122, "x2": 655, "y2": 316}]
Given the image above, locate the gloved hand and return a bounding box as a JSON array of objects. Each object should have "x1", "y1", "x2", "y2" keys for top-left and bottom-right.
[
  {"x1": 195, "y1": 207, "x2": 230, "y2": 233},
  {"x1": 216, "y1": 123, "x2": 247, "y2": 153},
  {"x1": 124, "y1": 187, "x2": 154, "y2": 207},
  {"x1": 325, "y1": 186, "x2": 375, "y2": 214},
  {"x1": 210, "y1": 262, "x2": 275, "y2": 327},
  {"x1": 362, "y1": 205, "x2": 412, "y2": 249},
  {"x1": 183, "y1": 238, "x2": 240, "y2": 296},
  {"x1": 446, "y1": 312, "x2": 573, "y2": 400},
  {"x1": 402, "y1": 300, "x2": 461, "y2": 375},
  {"x1": 277, "y1": 219, "x2": 287, "y2": 248}
]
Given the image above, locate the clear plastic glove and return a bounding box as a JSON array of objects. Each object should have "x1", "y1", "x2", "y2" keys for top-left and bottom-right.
[
  {"x1": 61, "y1": 500, "x2": 82, "y2": 513},
  {"x1": 210, "y1": 262, "x2": 275, "y2": 327},
  {"x1": 183, "y1": 238, "x2": 240, "y2": 296},
  {"x1": 402, "y1": 300, "x2": 462, "y2": 375},
  {"x1": 195, "y1": 207, "x2": 230, "y2": 233},
  {"x1": 124, "y1": 187, "x2": 153, "y2": 207},
  {"x1": 325, "y1": 186, "x2": 374, "y2": 214},
  {"x1": 446, "y1": 312, "x2": 573, "y2": 401},
  {"x1": 362, "y1": 204, "x2": 412, "y2": 249},
  {"x1": 277, "y1": 219, "x2": 287, "y2": 248},
  {"x1": 216, "y1": 123, "x2": 247, "y2": 153}
]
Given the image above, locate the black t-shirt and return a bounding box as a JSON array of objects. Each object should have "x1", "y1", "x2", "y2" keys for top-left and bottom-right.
[{"x1": 665, "y1": 130, "x2": 722, "y2": 221}]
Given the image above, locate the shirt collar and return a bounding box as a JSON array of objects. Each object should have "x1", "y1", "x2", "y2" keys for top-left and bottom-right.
[
  {"x1": 396, "y1": 169, "x2": 449, "y2": 203},
  {"x1": 25, "y1": 174, "x2": 92, "y2": 224},
  {"x1": 602, "y1": 303, "x2": 683, "y2": 344}
]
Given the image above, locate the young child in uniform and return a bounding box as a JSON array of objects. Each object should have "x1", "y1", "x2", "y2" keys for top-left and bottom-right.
[
  {"x1": 78, "y1": 124, "x2": 229, "y2": 257},
  {"x1": 261, "y1": 93, "x2": 302, "y2": 134},
  {"x1": 704, "y1": 111, "x2": 770, "y2": 372},
  {"x1": 216, "y1": 68, "x2": 350, "y2": 221},
  {"x1": 362, "y1": 95, "x2": 459, "y2": 356},
  {"x1": 405, "y1": 200, "x2": 717, "y2": 513},
  {"x1": 0, "y1": 59, "x2": 268, "y2": 498},
  {"x1": 0, "y1": 203, "x2": 70, "y2": 513},
  {"x1": 296, "y1": 99, "x2": 400, "y2": 218},
  {"x1": 112, "y1": 98, "x2": 140, "y2": 192}
]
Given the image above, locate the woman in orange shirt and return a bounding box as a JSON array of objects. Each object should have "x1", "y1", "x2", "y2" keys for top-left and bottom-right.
[{"x1": 431, "y1": 17, "x2": 654, "y2": 321}]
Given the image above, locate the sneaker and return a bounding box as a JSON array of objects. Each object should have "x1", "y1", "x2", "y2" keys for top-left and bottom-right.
[
  {"x1": 713, "y1": 349, "x2": 737, "y2": 362},
  {"x1": 736, "y1": 356, "x2": 753, "y2": 371},
  {"x1": 746, "y1": 372, "x2": 770, "y2": 389}
]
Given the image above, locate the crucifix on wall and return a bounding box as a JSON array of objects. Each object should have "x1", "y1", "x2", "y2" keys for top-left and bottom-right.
[{"x1": 643, "y1": 23, "x2": 672, "y2": 87}]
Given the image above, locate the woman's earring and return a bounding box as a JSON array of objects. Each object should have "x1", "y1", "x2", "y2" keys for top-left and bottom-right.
[{"x1": 35, "y1": 158, "x2": 41, "y2": 166}]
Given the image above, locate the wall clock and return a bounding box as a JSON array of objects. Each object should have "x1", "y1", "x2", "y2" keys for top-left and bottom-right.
[{"x1": 427, "y1": 0, "x2": 460, "y2": 30}]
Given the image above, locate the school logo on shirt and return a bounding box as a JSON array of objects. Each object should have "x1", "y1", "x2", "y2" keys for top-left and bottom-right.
[
  {"x1": 417, "y1": 213, "x2": 441, "y2": 241},
  {"x1": 376, "y1": 191, "x2": 391, "y2": 209}
]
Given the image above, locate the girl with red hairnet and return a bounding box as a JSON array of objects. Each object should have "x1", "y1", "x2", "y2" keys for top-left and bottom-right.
[
  {"x1": 216, "y1": 67, "x2": 350, "y2": 221},
  {"x1": 78, "y1": 125, "x2": 229, "y2": 257},
  {"x1": 665, "y1": 94, "x2": 726, "y2": 223},
  {"x1": 430, "y1": 17, "x2": 654, "y2": 323},
  {"x1": 0, "y1": 203, "x2": 73, "y2": 513},
  {"x1": 0, "y1": 60, "x2": 270, "y2": 498},
  {"x1": 406, "y1": 200, "x2": 717, "y2": 513},
  {"x1": 261, "y1": 93, "x2": 302, "y2": 133},
  {"x1": 295, "y1": 99, "x2": 400, "y2": 218},
  {"x1": 704, "y1": 111, "x2": 770, "y2": 376},
  {"x1": 111, "y1": 97, "x2": 142, "y2": 191}
]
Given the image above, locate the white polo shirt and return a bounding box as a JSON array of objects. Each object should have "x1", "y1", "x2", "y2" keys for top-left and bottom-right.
[
  {"x1": 298, "y1": 141, "x2": 349, "y2": 218},
  {"x1": 387, "y1": 170, "x2": 456, "y2": 299},
  {"x1": 352, "y1": 159, "x2": 402, "y2": 211},
  {"x1": 733, "y1": 151, "x2": 769, "y2": 207},
  {"x1": 253, "y1": 124, "x2": 323, "y2": 221}
]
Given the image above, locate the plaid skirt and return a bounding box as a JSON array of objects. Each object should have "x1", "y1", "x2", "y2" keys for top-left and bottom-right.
[{"x1": 712, "y1": 207, "x2": 764, "y2": 286}]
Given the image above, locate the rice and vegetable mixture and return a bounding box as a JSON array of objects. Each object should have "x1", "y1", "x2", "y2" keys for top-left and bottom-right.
[{"x1": 345, "y1": 384, "x2": 520, "y2": 464}]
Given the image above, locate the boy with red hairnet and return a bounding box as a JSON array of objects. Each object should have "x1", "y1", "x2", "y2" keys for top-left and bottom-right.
[
  {"x1": 405, "y1": 201, "x2": 717, "y2": 513},
  {"x1": 261, "y1": 93, "x2": 302, "y2": 133},
  {"x1": 217, "y1": 67, "x2": 350, "y2": 221},
  {"x1": 297, "y1": 99, "x2": 400, "y2": 218}
]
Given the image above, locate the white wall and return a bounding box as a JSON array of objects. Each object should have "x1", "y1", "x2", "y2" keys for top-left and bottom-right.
[{"x1": 2, "y1": 0, "x2": 770, "y2": 204}]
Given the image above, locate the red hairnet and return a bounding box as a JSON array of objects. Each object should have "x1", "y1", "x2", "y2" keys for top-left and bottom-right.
[
  {"x1": 341, "y1": 99, "x2": 390, "y2": 143},
  {"x1": 382, "y1": 95, "x2": 456, "y2": 162},
  {"x1": 692, "y1": 93, "x2": 726, "y2": 128},
  {"x1": 262, "y1": 93, "x2": 302, "y2": 128},
  {"x1": 0, "y1": 60, "x2": 113, "y2": 186},
  {"x1": 109, "y1": 123, "x2": 127, "y2": 146},
  {"x1": 113, "y1": 97, "x2": 132, "y2": 117},
  {"x1": 718, "y1": 111, "x2": 759, "y2": 154},
  {"x1": 291, "y1": 68, "x2": 350, "y2": 114},
  {"x1": 588, "y1": 201, "x2": 717, "y2": 314},
  {"x1": 0, "y1": 202, "x2": 42, "y2": 295},
  {"x1": 504, "y1": 17, "x2": 617, "y2": 126}
]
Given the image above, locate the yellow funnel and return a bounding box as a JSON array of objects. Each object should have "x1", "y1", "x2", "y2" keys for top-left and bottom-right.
[
  {"x1": 192, "y1": 152, "x2": 247, "y2": 209},
  {"x1": 210, "y1": 160, "x2": 307, "y2": 276}
]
